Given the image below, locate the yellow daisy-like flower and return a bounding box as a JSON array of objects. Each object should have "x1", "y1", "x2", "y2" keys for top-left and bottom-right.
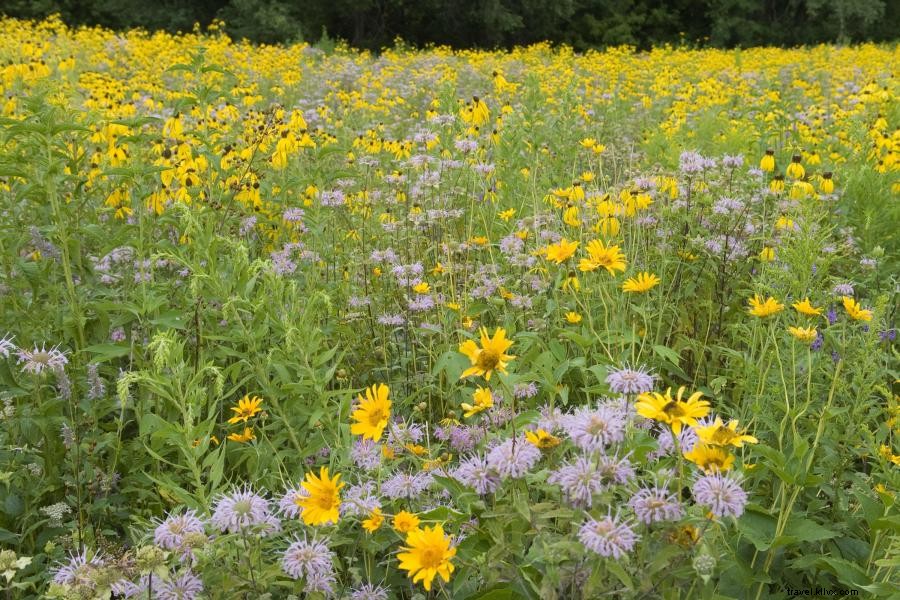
[
  {"x1": 362, "y1": 508, "x2": 384, "y2": 533},
  {"x1": 635, "y1": 386, "x2": 710, "y2": 434},
  {"x1": 759, "y1": 247, "x2": 775, "y2": 262},
  {"x1": 622, "y1": 272, "x2": 660, "y2": 293},
  {"x1": 683, "y1": 444, "x2": 735, "y2": 472},
  {"x1": 543, "y1": 238, "x2": 579, "y2": 264},
  {"x1": 524, "y1": 429, "x2": 561, "y2": 449},
  {"x1": 397, "y1": 524, "x2": 457, "y2": 591},
  {"x1": 565, "y1": 311, "x2": 582, "y2": 324},
  {"x1": 413, "y1": 282, "x2": 430, "y2": 294},
  {"x1": 748, "y1": 294, "x2": 784, "y2": 318},
  {"x1": 350, "y1": 383, "x2": 392, "y2": 441},
  {"x1": 458, "y1": 327, "x2": 515, "y2": 381},
  {"x1": 842, "y1": 296, "x2": 873, "y2": 322},
  {"x1": 227, "y1": 427, "x2": 255, "y2": 443},
  {"x1": 792, "y1": 298, "x2": 822, "y2": 316},
  {"x1": 461, "y1": 387, "x2": 494, "y2": 418},
  {"x1": 393, "y1": 510, "x2": 421, "y2": 533},
  {"x1": 227, "y1": 395, "x2": 263, "y2": 424},
  {"x1": 578, "y1": 239, "x2": 627, "y2": 275},
  {"x1": 694, "y1": 417, "x2": 758, "y2": 448},
  {"x1": 788, "y1": 325, "x2": 818, "y2": 343},
  {"x1": 498, "y1": 208, "x2": 516, "y2": 221},
  {"x1": 296, "y1": 467, "x2": 344, "y2": 526}
]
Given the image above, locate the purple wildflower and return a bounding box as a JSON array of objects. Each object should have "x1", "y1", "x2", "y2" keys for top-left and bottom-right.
[
  {"x1": 486, "y1": 437, "x2": 541, "y2": 479},
  {"x1": 381, "y1": 472, "x2": 432, "y2": 500},
  {"x1": 562, "y1": 404, "x2": 626, "y2": 451},
  {"x1": 693, "y1": 472, "x2": 748, "y2": 518},
  {"x1": 154, "y1": 509, "x2": 205, "y2": 551},
  {"x1": 0, "y1": 334, "x2": 15, "y2": 358},
  {"x1": 16, "y1": 344, "x2": 68, "y2": 375},
  {"x1": 51, "y1": 550, "x2": 104, "y2": 586},
  {"x1": 351, "y1": 439, "x2": 382, "y2": 471},
  {"x1": 210, "y1": 487, "x2": 279, "y2": 534},
  {"x1": 282, "y1": 536, "x2": 335, "y2": 581},
  {"x1": 350, "y1": 582, "x2": 390, "y2": 600},
  {"x1": 605, "y1": 365, "x2": 655, "y2": 395},
  {"x1": 156, "y1": 571, "x2": 204, "y2": 600},
  {"x1": 629, "y1": 485, "x2": 683, "y2": 523},
  {"x1": 578, "y1": 513, "x2": 640, "y2": 558},
  {"x1": 453, "y1": 454, "x2": 501, "y2": 495},
  {"x1": 548, "y1": 456, "x2": 604, "y2": 507}
]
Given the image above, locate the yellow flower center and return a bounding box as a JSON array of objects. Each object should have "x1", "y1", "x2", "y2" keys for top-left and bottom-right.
[
  {"x1": 316, "y1": 493, "x2": 337, "y2": 510},
  {"x1": 368, "y1": 408, "x2": 387, "y2": 426},
  {"x1": 662, "y1": 401, "x2": 686, "y2": 418},
  {"x1": 420, "y1": 547, "x2": 443, "y2": 568},
  {"x1": 710, "y1": 427, "x2": 738, "y2": 445},
  {"x1": 475, "y1": 349, "x2": 500, "y2": 371}
]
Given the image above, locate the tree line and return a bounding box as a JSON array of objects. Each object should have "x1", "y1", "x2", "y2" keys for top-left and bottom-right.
[{"x1": 2, "y1": 0, "x2": 897, "y2": 49}]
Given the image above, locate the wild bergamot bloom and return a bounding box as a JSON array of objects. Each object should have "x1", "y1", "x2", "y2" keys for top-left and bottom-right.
[
  {"x1": 842, "y1": 296, "x2": 873, "y2": 321},
  {"x1": 397, "y1": 524, "x2": 456, "y2": 591},
  {"x1": 350, "y1": 383, "x2": 392, "y2": 441},
  {"x1": 748, "y1": 294, "x2": 784, "y2": 317},
  {"x1": 694, "y1": 417, "x2": 758, "y2": 448},
  {"x1": 788, "y1": 326, "x2": 818, "y2": 343},
  {"x1": 622, "y1": 272, "x2": 660, "y2": 293},
  {"x1": 392, "y1": 510, "x2": 421, "y2": 533},
  {"x1": 227, "y1": 395, "x2": 263, "y2": 424},
  {"x1": 578, "y1": 239, "x2": 626, "y2": 274},
  {"x1": 543, "y1": 238, "x2": 579, "y2": 264},
  {"x1": 461, "y1": 387, "x2": 494, "y2": 418},
  {"x1": 459, "y1": 327, "x2": 514, "y2": 381},
  {"x1": 296, "y1": 467, "x2": 344, "y2": 526},
  {"x1": 524, "y1": 429, "x2": 561, "y2": 450},
  {"x1": 792, "y1": 298, "x2": 822, "y2": 316},
  {"x1": 636, "y1": 387, "x2": 710, "y2": 434},
  {"x1": 683, "y1": 444, "x2": 735, "y2": 472}
]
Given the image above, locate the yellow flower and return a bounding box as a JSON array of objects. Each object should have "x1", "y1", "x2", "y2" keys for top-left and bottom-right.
[
  {"x1": 413, "y1": 282, "x2": 431, "y2": 294},
  {"x1": 544, "y1": 238, "x2": 579, "y2": 264},
  {"x1": 786, "y1": 155, "x2": 805, "y2": 179},
  {"x1": 683, "y1": 444, "x2": 735, "y2": 472},
  {"x1": 227, "y1": 395, "x2": 263, "y2": 424},
  {"x1": 432, "y1": 263, "x2": 445, "y2": 275},
  {"x1": 622, "y1": 272, "x2": 660, "y2": 293},
  {"x1": 879, "y1": 445, "x2": 900, "y2": 466},
  {"x1": 788, "y1": 326, "x2": 818, "y2": 343},
  {"x1": 759, "y1": 149, "x2": 775, "y2": 172},
  {"x1": 362, "y1": 508, "x2": 384, "y2": 533},
  {"x1": 759, "y1": 247, "x2": 775, "y2": 262},
  {"x1": 820, "y1": 172, "x2": 834, "y2": 194},
  {"x1": 393, "y1": 510, "x2": 421, "y2": 533},
  {"x1": 578, "y1": 239, "x2": 626, "y2": 275},
  {"x1": 635, "y1": 387, "x2": 710, "y2": 434},
  {"x1": 296, "y1": 467, "x2": 344, "y2": 526},
  {"x1": 565, "y1": 311, "x2": 582, "y2": 324},
  {"x1": 524, "y1": 429, "x2": 561, "y2": 449},
  {"x1": 748, "y1": 294, "x2": 784, "y2": 318},
  {"x1": 694, "y1": 417, "x2": 758, "y2": 448},
  {"x1": 792, "y1": 298, "x2": 822, "y2": 316},
  {"x1": 405, "y1": 443, "x2": 428, "y2": 456},
  {"x1": 769, "y1": 175, "x2": 785, "y2": 194},
  {"x1": 461, "y1": 387, "x2": 494, "y2": 418},
  {"x1": 459, "y1": 327, "x2": 515, "y2": 381},
  {"x1": 498, "y1": 208, "x2": 516, "y2": 221},
  {"x1": 397, "y1": 524, "x2": 457, "y2": 591},
  {"x1": 227, "y1": 427, "x2": 255, "y2": 443},
  {"x1": 350, "y1": 384, "x2": 392, "y2": 441},
  {"x1": 842, "y1": 296, "x2": 873, "y2": 322}
]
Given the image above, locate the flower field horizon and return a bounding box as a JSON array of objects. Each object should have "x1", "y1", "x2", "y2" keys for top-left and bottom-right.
[{"x1": 0, "y1": 15, "x2": 897, "y2": 599}]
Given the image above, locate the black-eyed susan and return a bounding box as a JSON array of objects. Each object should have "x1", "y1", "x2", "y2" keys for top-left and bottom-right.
[
  {"x1": 296, "y1": 467, "x2": 344, "y2": 526},
  {"x1": 578, "y1": 239, "x2": 626, "y2": 275},
  {"x1": 227, "y1": 394, "x2": 263, "y2": 424},
  {"x1": 622, "y1": 272, "x2": 660, "y2": 293},
  {"x1": 694, "y1": 418, "x2": 758, "y2": 447},
  {"x1": 524, "y1": 429, "x2": 561, "y2": 449},
  {"x1": 350, "y1": 383, "x2": 392, "y2": 441},
  {"x1": 459, "y1": 327, "x2": 515, "y2": 381},
  {"x1": 393, "y1": 510, "x2": 421, "y2": 533},
  {"x1": 461, "y1": 387, "x2": 493, "y2": 418},
  {"x1": 397, "y1": 524, "x2": 456, "y2": 591},
  {"x1": 788, "y1": 325, "x2": 818, "y2": 343},
  {"x1": 842, "y1": 296, "x2": 873, "y2": 321},
  {"x1": 635, "y1": 387, "x2": 710, "y2": 433},
  {"x1": 683, "y1": 444, "x2": 735, "y2": 472},
  {"x1": 543, "y1": 238, "x2": 579, "y2": 264},
  {"x1": 792, "y1": 298, "x2": 822, "y2": 316},
  {"x1": 362, "y1": 508, "x2": 384, "y2": 533},
  {"x1": 748, "y1": 294, "x2": 784, "y2": 318}
]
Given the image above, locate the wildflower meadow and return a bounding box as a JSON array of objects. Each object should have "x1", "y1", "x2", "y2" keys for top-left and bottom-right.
[{"x1": 0, "y1": 15, "x2": 897, "y2": 600}]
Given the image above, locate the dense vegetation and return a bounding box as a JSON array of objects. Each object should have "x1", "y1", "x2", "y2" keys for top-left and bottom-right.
[
  {"x1": 0, "y1": 15, "x2": 897, "y2": 600},
  {"x1": 1, "y1": 0, "x2": 899, "y2": 48}
]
